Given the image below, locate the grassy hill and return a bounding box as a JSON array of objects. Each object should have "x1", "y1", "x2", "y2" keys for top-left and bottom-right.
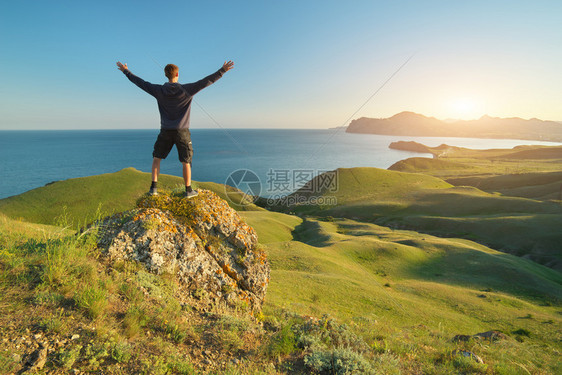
[
  {"x1": 446, "y1": 171, "x2": 562, "y2": 201},
  {"x1": 241, "y1": 210, "x2": 562, "y2": 301},
  {"x1": 388, "y1": 157, "x2": 469, "y2": 173},
  {"x1": 1, "y1": 169, "x2": 561, "y2": 373},
  {"x1": 274, "y1": 167, "x2": 452, "y2": 209},
  {"x1": 269, "y1": 167, "x2": 562, "y2": 270},
  {"x1": 242, "y1": 211, "x2": 562, "y2": 374},
  {"x1": 0, "y1": 167, "x2": 262, "y2": 228},
  {"x1": 0, "y1": 212, "x2": 282, "y2": 374},
  {"x1": 387, "y1": 143, "x2": 562, "y2": 201}
]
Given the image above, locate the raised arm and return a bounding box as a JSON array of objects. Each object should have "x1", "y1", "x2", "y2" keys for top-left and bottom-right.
[
  {"x1": 116, "y1": 61, "x2": 159, "y2": 97},
  {"x1": 183, "y1": 60, "x2": 234, "y2": 96}
]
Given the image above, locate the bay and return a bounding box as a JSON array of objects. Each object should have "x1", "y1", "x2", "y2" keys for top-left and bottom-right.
[{"x1": 0, "y1": 129, "x2": 560, "y2": 199}]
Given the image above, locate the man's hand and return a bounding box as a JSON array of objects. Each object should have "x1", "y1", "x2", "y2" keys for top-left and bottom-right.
[
  {"x1": 116, "y1": 61, "x2": 128, "y2": 72},
  {"x1": 222, "y1": 60, "x2": 234, "y2": 72}
]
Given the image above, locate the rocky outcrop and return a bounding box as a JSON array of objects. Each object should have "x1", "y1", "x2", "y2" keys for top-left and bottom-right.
[
  {"x1": 96, "y1": 190, "x2": 269, "y2": 313},
  {"x1": 452, "y1": 349, "x2": 484, "y2": 364},
  {"x1": 452, "y1": 330, "x2": 507, "y2": 342}
]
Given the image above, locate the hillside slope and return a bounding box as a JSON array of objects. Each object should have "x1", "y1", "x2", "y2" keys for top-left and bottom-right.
[
  {"x1": 271, "y1": 167, "x2": 562, "y2": 270},
  {"x1": 241, "y1": 211, "x2": 562, "y2": 374},
  {"x1": 446, "y1": 171, "x2": 562, "y2": 201},
  {"x1": 279, "y1": 167, "x2": 452, "y2": 206},
  {"x1": 0, "y1": 167, "x2": 262, "y2": 228},
  {"x1": 387, "y1": 142, "x2": 562, "y2": 201},
  {"x1": 1, "y1": 171, "x2": 561, "y2": 373}
]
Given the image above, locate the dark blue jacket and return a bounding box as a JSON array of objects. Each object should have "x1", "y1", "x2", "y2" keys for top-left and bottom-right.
[{"x1": 123, "y1": 67, "x2": 225, "y2": 129}]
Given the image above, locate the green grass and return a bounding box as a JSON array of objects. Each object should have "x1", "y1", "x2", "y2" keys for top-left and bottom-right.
[
  {"x1": 241, "y1": 212, "x2": 562, "y2": 306},
  {"x1": 334, "y1": 167, "x2": 453, "y2": 201},
  {"x1": 0, "y1": 167, "x2": 262, "y2": 228},
  {"x1": 2, "y1": 167, "x2": 562, "y2": 373},
  {"x1": 0, "y1": 213, "x2": 277, "y2": 374},
  {"x1": 272, "y1": 167, "x2": 562, "y2": 270},
  {"x1": 241, "y1": 211, "x2": 562, "y2": 374},
  {"x1": 291, "y1": 167, "x2": 452, "y2": 205},
  {"x1": 386, "y1": 143, "x2": 562, "y2": 200},
  {"x1": 389, "y1": 157, "x2": 470, "y2": 172},
  {"x1": 238, "y1": 211, "x2": 302, "y2": 244},
  {"x1": 446, "y1": 170, "x2": 562, "y2": 200}
]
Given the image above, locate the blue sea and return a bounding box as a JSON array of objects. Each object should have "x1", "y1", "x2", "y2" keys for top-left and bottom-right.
[{"x1": 1, "y1": 129, "x2": 560, "y2": 199}]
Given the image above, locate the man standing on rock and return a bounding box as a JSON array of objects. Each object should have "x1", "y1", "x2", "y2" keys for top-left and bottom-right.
[{"x1": 116, "y1": 60, "x2": 234, "y2": 198}]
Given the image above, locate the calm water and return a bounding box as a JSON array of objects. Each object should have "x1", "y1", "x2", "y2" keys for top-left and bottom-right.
[{"x1": 0, "y1": 129, "x2": 560, "y2": 199}]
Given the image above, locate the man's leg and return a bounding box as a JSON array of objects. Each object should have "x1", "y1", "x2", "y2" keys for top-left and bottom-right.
[
  {"x1": 182, "y1": 162, "x2": 191, "y2": 187},
  {"x1": 150, "y1": 129, "x2": 174, "y2": 195},
  {"x1": 182, "y1": 162, "x2": 198, "y2": 198},
  {"x1": 149, "y1": 157, "x2": 161, "y2": 195},
  {"x1": 176, "y1": 129, "x2": 197, "y2": 198},
  {"x1": 152, "y1": 157, "x2": 162, "y2": 182}
]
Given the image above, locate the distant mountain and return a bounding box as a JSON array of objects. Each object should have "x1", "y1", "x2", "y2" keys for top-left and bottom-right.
[{"x1": 346, "y1": 112, "x2": 562, "y2": 142}]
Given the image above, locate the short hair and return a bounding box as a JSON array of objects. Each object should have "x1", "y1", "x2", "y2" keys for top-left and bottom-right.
[{"x1": 165, "y1": 64, "x2": 179, "y2": 79}]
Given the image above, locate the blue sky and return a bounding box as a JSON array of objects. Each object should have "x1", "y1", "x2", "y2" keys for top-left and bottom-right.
[{"x1": 1, "y1": 0, "x2": 561, "y2": 129}]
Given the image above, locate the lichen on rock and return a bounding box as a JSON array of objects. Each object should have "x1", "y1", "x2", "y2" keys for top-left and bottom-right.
[{"x1": 96, "y1": 190, "x2": 269, "y2": 313}]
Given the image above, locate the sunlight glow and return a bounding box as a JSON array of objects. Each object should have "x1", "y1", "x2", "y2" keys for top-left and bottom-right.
[
  {"x1": 447, "y1": 98, "x2": 482, "y2": 120},
  {"x1": 445, "y1": 97, "x2": 487, "y2": 120}
]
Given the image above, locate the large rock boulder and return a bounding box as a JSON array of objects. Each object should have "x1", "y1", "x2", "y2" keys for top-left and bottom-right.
[{"x1": 96, "y1": 190, "x2": 269, "y2": 313}]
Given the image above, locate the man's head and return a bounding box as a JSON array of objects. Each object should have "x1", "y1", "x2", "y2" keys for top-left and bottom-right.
[{"x1": 164, "y1": 64, "x2": 179, "y2": 81}]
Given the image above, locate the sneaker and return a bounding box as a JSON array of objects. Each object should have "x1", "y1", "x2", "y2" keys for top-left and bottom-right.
[
  {"x1": 148, "y1": 187, "x2": 158, "y2": 196},
  {"x1": 184, "y1": 189, "x2": 199, "y2": 199}
]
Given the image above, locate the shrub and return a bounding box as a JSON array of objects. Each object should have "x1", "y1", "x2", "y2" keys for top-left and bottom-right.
[
  {"x1": 267, "y1": 323, "x2": 297, "y2": 357},
  {"x1": 83, "y1": 340, "x2": 111, "y2": 370},
  {"x1": 296, "y1": 315, "x2": 370, "y2": 353},
  {"x1": 33, "y1": 290, "x2": 65, "y2": 306},
  {"x1": 57, "y1": 345, "x2": 83, "y2": 369},
  {"x1": 304, "y1": 347, "x2": 373, "y2": 374},
  {"x1": 111, "y1": 341, "x2": 132, "y2": 363},
  {"x1": 141, "y1": 355, "x2": 169, "y2": 375},
  {"x1": 135, "y1": 270, "x2": 166, "y2": 299}
]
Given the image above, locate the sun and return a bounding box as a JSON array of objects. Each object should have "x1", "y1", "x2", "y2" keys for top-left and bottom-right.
[{"x1": 447, "y1": 97, "x2": 485, "y2": 120}]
